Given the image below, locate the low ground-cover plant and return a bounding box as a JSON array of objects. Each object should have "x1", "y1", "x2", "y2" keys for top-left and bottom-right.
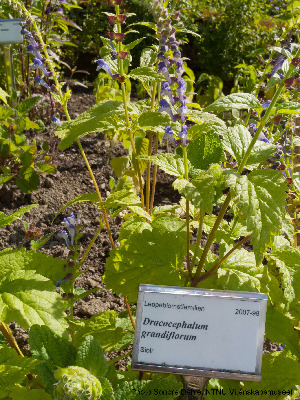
[{"x1": 0, "y1": 0, "x2": 299, "y2": 399}]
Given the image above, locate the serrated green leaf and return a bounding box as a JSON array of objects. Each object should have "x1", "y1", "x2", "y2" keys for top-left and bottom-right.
[
  {"x1": 129, "y1": 67, "x2": 166, "y2": 83},
  {"x1": 204, "y1": 93, "x2": 260, "y2": 112},
  {"x1": 124, "y1": 37, "x2": 144, "y2": 51},
  {"x1": 9, "y1": 385, "x2": 53, "y2": 400},
  {"x1": 0, "y1": 269, "x2": 67, "y2": 332},
  {"x1": 53, "y1": 192, "x2": 99, "y2": 222},
  {"x1": 221, "y1": 248, "x2": 257, "y2": 272},
  {"x1": 114, "y1": 378, "x2": 183, "y2": 400},
  {"x1": 265, "y1": 307, "x2": 299, "y2": 357},
  {"x1": 0, "y1": 204, "x2": 37, "y2": 228},
  {"x1": 16, "y1": 167, "x2": 40, "y2": 193},
  {"x1": 76, "y1": 335, "x2": 108, "y2": 378},
  {"x1": 187, "y1": 127, "x2": 223, "y2": 170},
  {"x1": 99, "y1": 376, "x2": 115, "y2": 400},
  {"x1": 222, "y1": 125, "x2": 276, "y2": 166},
  {"x1": 105, "y1": 189, "x2": 141, "y2": 209},
  {"x1": 138, "y1": 111, "x2": 171, "y2": 133},
  {"x1": 37, "y1": 163, "x2": 56, "y2": 173},
  {"x1": 217, "y1": 268, "x2": 261, "y2": 292},
  {"x1": 140, "y1": 48, "x2": 156, "y2": 67},
  {"x1": 16, "y1": 96, "x2": 41, "y2": 116},
  {"x1": 173, "y1": 172, "x2": 215, "y2": 214},
  {"x1": 0, "y1": 247, "x2": 67, "y2": 286},
  {"x1": 230, "y1": 170, "x2": 288, "y2": 264},
  {"x1": 149, "y1": 153, "x2": 186, "y2": 177},
  {"x1": 0, "y1": 105, "x2": 14, "y2": 119},
  {"x1": 29, "y1": 325, "x2": 77, "y2": 393},
  {"x1": 55, "y1": 100, "x2": 122, "y2": 150},
  {"x1": 74, "y1": 310, "x2": 131, "y2": 352},
  {"x1": 110, "y1": 156, "x2": 130, "y2": 178},
  {"x1": 187, "y1": 112, "x2": 227, "y2": 136},
  {"x1": 104, "y1": 214, "x2": 186, "y2": 302},
  {"x1": 0, "y1": 345, "x2": 42, "y2": 397}
]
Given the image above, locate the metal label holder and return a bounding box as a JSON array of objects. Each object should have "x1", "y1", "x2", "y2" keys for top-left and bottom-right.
[{"x1": 132, "y1": 284, "x2": 268, "y2": 383}]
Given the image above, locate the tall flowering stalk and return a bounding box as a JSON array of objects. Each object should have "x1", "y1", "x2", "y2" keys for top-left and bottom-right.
[{"x1": 15, "y1": 1, "x2": 115, "y2": 249}]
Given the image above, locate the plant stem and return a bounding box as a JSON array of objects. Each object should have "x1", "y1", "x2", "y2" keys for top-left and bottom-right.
[
  {"x1": 146, "y1": 132, "x2": 153, "y2": 213},
  {"x1": 124, "y1": 296, "x2": 135, "y2": 330},
  {"x1": 190, "y1": 210, "x2": 204, "y2": 274},
  {"x1": 183, "y1": 146, "x2": 191, "y2": 275},
  {"x1": 150, "y1": 134, "x2": 159, "y2": 214},
  {"x1": 80, "y1": 220, "x2": 105, "y2": 265},
  {"x1": 195, "y1": 234, "x2": 253, "y2": 285},
  {"x1": 0, "y1": 322, "x2": 24, "y2": 356}
]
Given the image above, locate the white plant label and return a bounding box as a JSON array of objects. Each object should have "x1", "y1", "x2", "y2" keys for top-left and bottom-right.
[
  {"x1": 132, "y1": 285, "x2": 268, "y2": 381},
  {"x1": 0, "y1": 19, "x2": 23, "y2": 44}
]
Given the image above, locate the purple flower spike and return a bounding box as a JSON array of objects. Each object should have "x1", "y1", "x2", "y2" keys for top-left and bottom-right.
[
  {"x1": 30, "y1": 58, "x2": 50, "y2": 77},
  {"x1": 158, "y1": 99, "x2": 175, "y2": 120},
  {"x1": 96, "y1": 59, "x2": 114, "y2": 78},
  {"x1": 62, "y1": 212, "x2": 76, "y2": 245},
  {"x1": 161, "y1": 81, "x2": 175, "y2": 105},
  {"x1": 34, "y1": 76, "x2": 51, "y2": 91},
  {"x1": 173, "y1": 49, "x2": 181, "y2": 61},
  {"x1": 158, "y1": 62, "x2": 171, "y2": 84},
  {"x1": 178, "y1": 124, "x2": 188, "y2": 146},
  {"x1": 51, "y1": 116, "x2": 62, "y2": 126}
]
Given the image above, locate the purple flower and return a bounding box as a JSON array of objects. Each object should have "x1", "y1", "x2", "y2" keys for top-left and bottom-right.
[
  {"x1": 158, "y1": 99, "x2": 175, "y2": 120},
  {"x1": 96, "y1": 59, "x2": 114, "y2": 78},
  {"x1": 178, "y1": 100, "x2": 188, "y2": 123},
  {"x1": 158, "y1": 62, "x2": 171, "y2": 84},
  {"x1": 178, "y1": 124, "x2": 188, "y2": 146},
  {"x1": 21, "y1": 27, "x2": 34, "y2": 41},
  {"x1": 258, "y1": 132, "x2": 269, "y2": 143},
  {"x1": 58, "y1": 230, "x2": 70, "y2": 247},
  {"x1": 161, "y1": 82, "x2": 174, "y2": 104},
  {"x1": 110, "y1": 40, "x2": 117, "y2": 60},
  {"x1": 262, "y1": 100, "x2": 271, "y2": 108},
  {"x1": 51, "y1": 116, "x2": 62, "y2": 126},
  {"x1": 177, "y1": 78, "x2": 186, "y2": 102},
  {"x1": 30, "y1": 58, "x2": 50, "y2": 76},
  {"x1": 34, "y1": 76, "x2": 51, "y2": 91},
  {"x1": 173, "y1": 49, "x2": 181, "y2": 61},
  {"x1": 163, "y1": 126, "x2": 175, "y2": 144},
  {"x1": 160, "y1": 45, "x2": 169, "y2": 52},
  {"x1": 26, "y1": 44, "x2": 43, "y2": 60},
  {"x1": 175, "y1": 60, "x2": 185, "y2": 79},
  {"x1": 62, "y1": 212, "x2": 76, "y2": 245}
]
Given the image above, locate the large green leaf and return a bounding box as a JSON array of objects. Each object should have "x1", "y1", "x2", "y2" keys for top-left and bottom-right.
[
  {"x1": 138, "y1": 111, "x2": 171, "y2": 133},
  {"x1": 222, "y1": 125, "x2": 276, "y2": 166},
  {"x1": 0, "y1": 248, "x2": 67, "y2": 286},
  {"x1": 0, "y1": 204, "x2": 37, "y2": 228},
  {"x1": 173, "y1": 172, "x2": 215, "y2": 214},
  {"x1": 74, "y1": 310, "x2": 132, "y2": 352},
  {"x1": 0, "y1": 345, "x2": 42, "y2": 398},
  {"x1": 265, "y1": 306, "x2": 299, "y2": 357},
  {"x1": 16, "y1": 96, "x2": 41, "y2": 116},
  {"x1": 55, "y1": 100, "x2": 122, "y2": 150},
  {"x1": 230, "y1": 170, "x2": 287, "y2": 264},
  {"x1": 9, "y1": 385, "x2": 53, "y2": 400},
  {"x1": 29, "y1": 325, "x2": 77, "y2": 393},
  {"x1": 276, "y1": 101, "x2": 300, "y2": 114},
  {"x1": 187, "y1": 112, "x2": 227, "y2": 137},
  {"x1": 104, "y1": 214, "x2": 186, "y2": 302},
  {"x1": 76, "y1": 335, "x2": 108, "y2": 378},
  {"x1": 204, "y1": 93, "x2": 260, "y2": 112},
  {"x1": 0, "y1": 269, "x2": 67, "y2": 332},
  {"x1": 149, "y1": 153, "x2": 187, "y2": 177},
  {"x1": 187, "y1": 127, "x2": 223, "y2": 170},
  {"x1": 128, "y1": 67, "x2": 166, "y2": 83}
]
